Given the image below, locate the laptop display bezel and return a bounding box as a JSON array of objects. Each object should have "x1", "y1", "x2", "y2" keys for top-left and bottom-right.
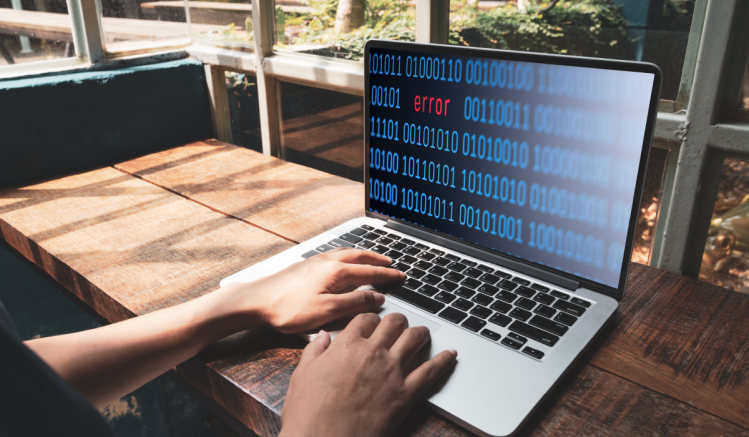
[{"x1": 363, "y1": 39, "x2": 662, "y2": 301}]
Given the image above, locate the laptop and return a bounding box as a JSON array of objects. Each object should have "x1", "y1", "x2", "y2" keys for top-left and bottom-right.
[{"x1": 221, "y1": 40, "x2": 661, "y2": 436}]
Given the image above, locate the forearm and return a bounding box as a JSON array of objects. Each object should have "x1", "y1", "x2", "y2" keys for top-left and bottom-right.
[{"x1": 25, "y1": 287, "x2": 263, "y2": 409}]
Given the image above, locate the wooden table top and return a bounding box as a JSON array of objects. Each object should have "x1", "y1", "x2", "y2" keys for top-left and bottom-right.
[{"x1": 1, "y1": 139, "x2": 748, "y2": 437}]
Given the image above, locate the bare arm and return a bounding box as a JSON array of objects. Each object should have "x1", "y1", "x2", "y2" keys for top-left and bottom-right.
[{"x1": 25, "y1": 249, "x2": 404, "y2": 409}]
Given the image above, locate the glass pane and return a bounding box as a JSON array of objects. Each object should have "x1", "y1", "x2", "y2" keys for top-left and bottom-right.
[
  {"x1": 739, "y1": 56, "x2": 748, "y2": 110},
  {"x1": 226, "y1": 70, "x2": 262, "y2": 152},
  {"x1": 631, "y1": 146, "x2": 669, "y2": 265},
  {"x1": 0, "y1": 0, "x2": 76, "y2": 66},
  {"x1": 279, "y1": 81, "x2": 364, "y2": 181},
  {"x1": 449, "y1": 0, "x2": 700, "y2": 101},
  {"x1": 186, "y1": 1, "x2": 254, "y2": 50},
  {"x1": 272, "y1": 0, "x2": 415, "y2": 60},
  {"x1": 700, "y1": 158, "x2": 749, "y2": 294}
]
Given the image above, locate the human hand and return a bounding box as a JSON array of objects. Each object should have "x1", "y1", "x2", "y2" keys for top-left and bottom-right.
[
  {"x1": 212, "y1": 248, "x2": 405, "y2": 334},
  {"x1": 279, "y1": 313, "x2": 458, "y2": 437}
]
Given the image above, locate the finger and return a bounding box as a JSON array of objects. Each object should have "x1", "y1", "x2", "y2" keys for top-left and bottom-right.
[
  {"x1": 368, "y1": 313, "x2": 409, "y2": 349},
  {"x1": 340, "y1": 312, "x2": 381, "y2": 339},
  {"x1": 320, "y1": 248, "x2": 394, "y2": 267},
  {"x1": 295, "y1": 330, "x2": 331, "y2": 374},
  {"x1": 335, "y1": 264, "x2": 405, "y2": 288},
  {"x1": 389, "y1": 326, "x2": 430, "y2": 367},
  {"x1": 324, "y1": 289, "x2": 385, "y2": 318},
  {"x1": 404, "y1": 350, "x2": 458, "y2": 398}
]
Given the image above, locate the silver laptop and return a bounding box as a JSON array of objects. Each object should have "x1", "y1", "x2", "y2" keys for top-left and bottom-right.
[{"x1": 222, "y1": 40, "x2": 661, "y2": 437}]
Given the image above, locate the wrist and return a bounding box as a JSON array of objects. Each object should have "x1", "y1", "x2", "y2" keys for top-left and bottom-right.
[{"x1": 189, "y1": 283, "x2": 270, "y2": 342}]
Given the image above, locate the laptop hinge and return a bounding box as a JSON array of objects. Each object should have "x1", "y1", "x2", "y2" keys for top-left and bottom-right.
[{"x1": 385, "y1": 220, "x2": 580, "y2": 291}]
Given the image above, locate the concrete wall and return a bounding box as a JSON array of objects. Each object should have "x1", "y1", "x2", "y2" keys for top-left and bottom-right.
[{"x1": 0, "y1": 58, "x2": 211, "y2": 188}]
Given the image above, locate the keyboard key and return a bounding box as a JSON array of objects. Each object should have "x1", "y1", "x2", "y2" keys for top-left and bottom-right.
[
  {"x1": 462, "y1": 260, "x2": 477, "y2": 267},
  {"x1": 406, "y1": 268, "x2": 426, "y2": 279},
  {"x1": 477, "y1": 284, "x2": 500, "y2": 296},
  {"x1": 533, "y1": 293, "x2": 555, "y2": 305},
  {"x1": 472, "y1": 293, "x2": 493, "y2": 307},
  {"x1": 438, "y1": 307, "x2": 468, "y2": 324},
  {"x1": 455, "y1": 286, "x2": 475, "y2": 299},
  {"x1": 470, "y1": 305, "x2": 492, "y2": 319},
  {"x1": 509, "y1": 321, "x2": 559, "y2": 347},
  {"x1": 387, "y1": 287, "x2": 445, "y2": 314},
  {"x1": 414, "y1": 243, "x2": 429, "y2": 251},
  {"x1": 377, "y1": 237, "x2": 394, "y2": 246},
  {"x1": 508, "y1": 332, "x2": 528, "y2": 344},
  {"x1": 417, "y1": 252, "x2": 436, "y2": 261},
  {"x1": 499, "y1": 280, "x2": 518, "y2": 291},
  {"x1": 445, "y1": 254, "x2": 461, "y2": 261},
  {"x1": 461, "y1": 277, "x2": 481, "y2": 289},
  {"x1": 509, "y1": 307, "x2": 532, "y2": 321},
  {"x1": 373, "y1": 229, "x2": 387, "y2": 235},
  {"x1": 435, "y1": 291, "x2": 456, "y2": 303},
  {"x1": 362, "y1": 232, "x2": 380, "y2": 241},
  {"x1": 534, "y1": 305, "x2": 556, "y2": 318},
  {"x1": 480, "y1": 329, "x2": 501, "y2": 341},
  {"x1": 302, "y1": 250, "x2": 319, "y2": 259},
  {"x1": 433, "y1": 257, "x2": 451, "y2": 266},
  {"x1": 400, "y1": 255, "x2": 417, "y2": 264},
  {"x1": 403, "y1": 246, "x2": 421, "y2": 256},
  {"x1": 386, "y1": 234, "x2": 401, "y2": 240},
  {"x1": 400, "y1": 238, "x2": 416, "y2": 245},
  {"x1": 461, "y1": 316, "x2": 487, "y2": 332},
  {"x1": 554, "y1": 312, "x2": 579, "y2": 326},
  {"x1": 403, "y1": 278, "x2": 423, "y2": 290},
  {"x1": 349, "y1": 228, "x2": 367, "y2": 236},
  {"x1": 494, "y1": 271, "x2": 512, "y2": 279},
  {"x1": 429, "y1": 249, "x2": 445, "y2": 256},
  {"x1": 522, "y1": 347, "x2": 544, "y2": 359},
  {"x1": 391, "y1": 262, "x2": 410, "y2": 272},
  {"x1": 446, "y1": 262, "x2": 468, "y2": 272},
  {"x1": 476, "y1": 265, "x2": 494, "y2": 273},
  {"x1": 422, "y1": 274, "x2": 442, "y2": 285},
  {"x1": 501, "y1": 336, "x2": 523, "y2": 350},
  {"x1": 361, "y1": 224, "x2": 374, "y2": 230},
  {"x1": 418, "y1": 284, "x2": 439, "y2": 296},
  {"x1": 339, "y1": 233, "x2": 362, "y2": 244},
  {"x1": 444, "y1": 272, "x2": 466, "y2": 283},
  {"x1": 452, "y1": 298, "x2": 474, "y2": 311},
  {"x1": 529, "y1": 315, "x2": 569, "y2": 336},
  {"x1": 315, "y1": 244, "x2": 335, "y2": 253},
  {"x1": 496, "y1": 290, "x2": 518, "y2": 303},
  {"x1": 570, "y1": 297, "x2": 591, "y2": 308},
  {"x1": 553, "y1": 300, "x2": 586, "y2": 317},
  {"x1": 479, "y1": 273, "x2": 500, "y2": 285},
  {"x1": 515, "y1": 287, "x2": 536, "y2": 298},
  {"x1": 429, "y1": 266, "x2": 449, "y2": 276},
  {"x1": 513, "y1": 278, "x2": 531, "y2": 286},
  {"x1": 385, "y1": 250, "x2": 404, "y2": 260},
  {"x1": 371, "y1": 245, "x2": 389, "y2": 254},
  {"x1": 516, "y1": 298, "x2": 537, "y2": 310},
  {"x1": 329, "y1": 239, "x2": 355, "y2": 248},
  {"x1": 489, "y1": 313, "x2": 512, "y2": 327},
  {"x1": 550, "y1": 290, "x2": 569, "y2": 300},
  {"x1": 437, "y1": 281, "x2": 459, "y2": 292},
  {"x1": 490, "y1": 300, "x2": 512, "y2": 314},
  {"x1": 531, "y1": 284, "x2": 550, "y2": 292},
  {"x1": 463, "y1": 268, "x2": 483, "y2": 278},
  {"x1": 390, "y1": 242, "x2": 407, "y2": 251},
  {"x1": 358, "y1": 240, "x2": 376, "y2": 249},
  {"x1": 413, "y1": 260, "x2": 433, "y2": 270}
]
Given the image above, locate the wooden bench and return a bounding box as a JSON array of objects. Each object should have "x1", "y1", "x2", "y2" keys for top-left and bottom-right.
[{"x1": 1, "y1": 139, "x2": 747, "y2": 436}]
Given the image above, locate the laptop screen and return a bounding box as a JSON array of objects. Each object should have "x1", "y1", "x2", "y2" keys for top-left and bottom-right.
[{"x1": 365, "y1": 42, "x2": 657, "y2": 290}]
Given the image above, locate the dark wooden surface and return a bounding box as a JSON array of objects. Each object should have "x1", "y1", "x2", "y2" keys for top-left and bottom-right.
[{"x1": 1, "y1": 140, "x2": 748, "y2": 437}]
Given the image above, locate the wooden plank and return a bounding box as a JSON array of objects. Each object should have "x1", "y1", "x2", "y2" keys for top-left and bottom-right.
[
  {"x1": 591, "y1": 263, "x2": 749, "y2": 430},
  {"x1": 115, "y1": 140, "x2": 364, "y2": 243}
]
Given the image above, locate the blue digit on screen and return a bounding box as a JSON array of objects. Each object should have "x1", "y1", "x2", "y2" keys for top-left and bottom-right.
[{"x1": 367, "y1": 49, "x2": 655, "y2": 288}]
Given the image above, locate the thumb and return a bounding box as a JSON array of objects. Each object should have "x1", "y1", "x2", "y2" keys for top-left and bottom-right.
[
  {"x1": 296, "y1": 330, "x2": 331, "y2": 374},
  {"x1": 326, "y1": 289, "x2": 386, "y2": 319}
]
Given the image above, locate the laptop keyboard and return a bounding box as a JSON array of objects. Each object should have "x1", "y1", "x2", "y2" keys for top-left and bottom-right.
[{"x1": 302, "y1": 225, "x2": 593, "y2": 361}]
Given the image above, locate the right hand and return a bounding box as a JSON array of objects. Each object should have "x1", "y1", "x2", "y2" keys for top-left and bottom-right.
[{"x1": 279, "y1": 313, "x2": 458, "y2": 437}]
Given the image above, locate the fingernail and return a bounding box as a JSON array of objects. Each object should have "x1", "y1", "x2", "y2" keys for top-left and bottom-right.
[
  {"x1": 450, "y1": 349, "x2": 458, "y2": 358},
  {"x1": 372, "y1": 292, "x2": 385, "y2": 306}
]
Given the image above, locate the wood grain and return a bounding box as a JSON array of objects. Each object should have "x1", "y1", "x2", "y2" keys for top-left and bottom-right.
[{"x1": 116, "y1": 140, "x2": 365, "y2": 243}]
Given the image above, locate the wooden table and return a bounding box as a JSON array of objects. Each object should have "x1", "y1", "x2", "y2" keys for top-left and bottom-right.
[{"x1": 1, "y1": 139, "x2": 748, "y2": 436}]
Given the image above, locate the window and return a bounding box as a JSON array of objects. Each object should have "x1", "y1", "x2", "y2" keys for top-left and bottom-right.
[
  {"x1": 0, "y1": 0, "x2": 76, "y2": 66},
  {"x1": 101, "y1": 0, "x2": 190, "y2": 53},
  {"x1": 632, "y1": 145, "x2": 669, "y2": 265},
  {"x1": 227, "y1": 70, "x2": 262, "y2": 152}
]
